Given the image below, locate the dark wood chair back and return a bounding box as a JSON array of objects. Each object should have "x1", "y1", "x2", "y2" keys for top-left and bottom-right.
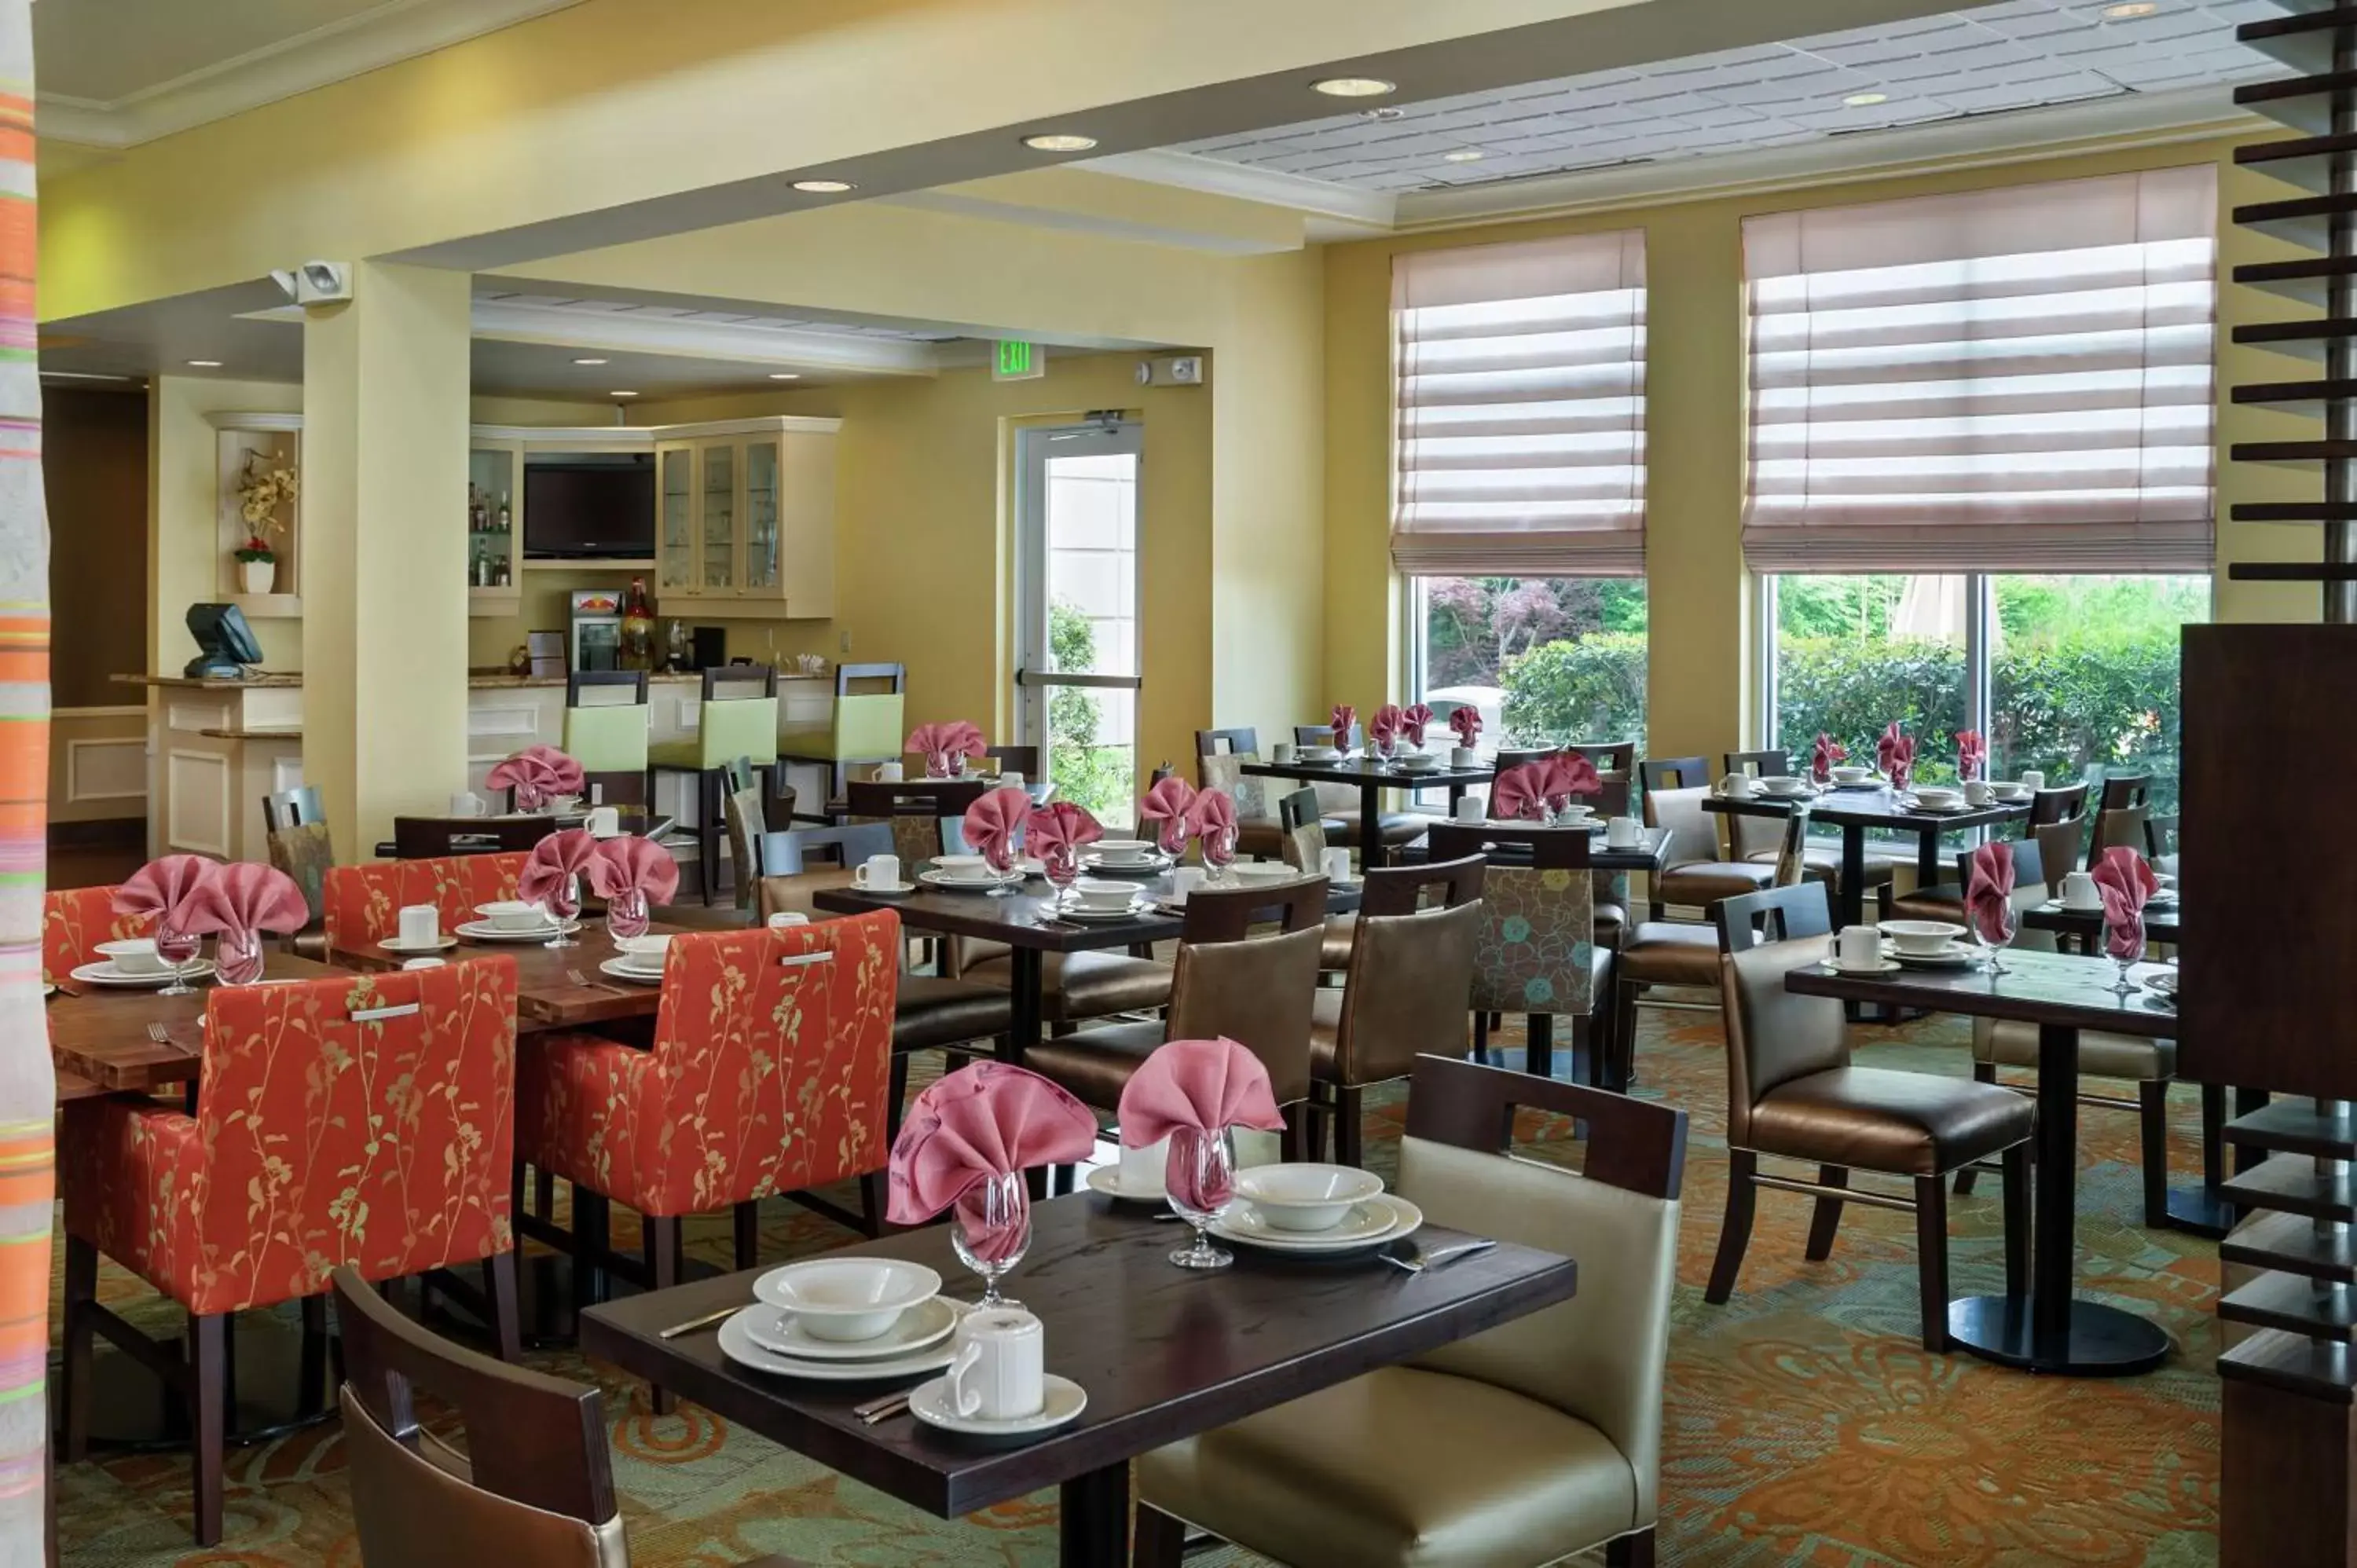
[
  {"x1": 2090, "y1": 803, "x2": 2150, "y2": 867},
  {"x1": 329, "y1": 1266, "x2": 613, "y2": 1537},
  {"x1": 982, "y1": 745, "x2": 1039, "y2": 778},
  {"x1": 1426, "y1": 820, "x2": 1593, "y2": 871},
  {"x1": 1952, "y1": 837, "x2": 2047, "y2": 894},
  {"x1": 1571, "y1": 740, "x2": 1639, "y2": 776},
  {"x1": 836, "y1": 661, "x2": 906, "y2": 697},
  {"x1": 1493, "y1": 748, "x2": 1556, "y2": 773},
  {"x1": 1638, "y1": 754, "x2": 1710, "y2": 793},
  {"x1": 1713, "y1": 881, "x2": 1835, "y2": 952},
  {"x1": 2097, "y1": 770, "x2": 2152, "y2": 812},
  {"x1": 844, "y1": 779, "x2": 988, "y2": 819},
  {"x1": 2029, "y1": 780, "x2": 2089, "y2": 826},
  {"x1": 1180, "y1": 878, "x2": 1329, "y2": 942},
  {"x1": 566, "y1": 669, "x2": 647, "y2": 705},
  {"x1": 262, "y1": 786, "x2": 324, "y2": 833},
  {"x1": 1149, "y1": 762, "x2": 1177, "y2": 786},
  {"x1": 754, "y1": 821, "x2": 895, "y2": 876},
  {"x1": 392, "y1": 815, "x2": 555, "y2": 859},
  {"x1": 1723, "y1": 749, "x2": 1792, "y2": 780},
  {"x1": 2146, "y1": 811, "x2": 2179, "y2": 863},
  {"x1": 704, "y1": 663, "x2": 778, "y2": 702},
  {"x1": 1275, "y1": 786, "x2": 1327, "y2": 870},
  {"x1": 1296, "y1": 722, "x2": 1365, "y2": 750},
  {"x1": 1359, "y1": 853, "x2": 1487, "y2": 918},
  {"x1": 1403, "y1": 1054, "x2": 1687, "y2": 1201}
]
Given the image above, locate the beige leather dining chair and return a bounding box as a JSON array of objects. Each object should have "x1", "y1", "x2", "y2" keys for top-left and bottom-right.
[{"x1": 1135, "y1": 1054, "x2": 1688, "y2": 1568}]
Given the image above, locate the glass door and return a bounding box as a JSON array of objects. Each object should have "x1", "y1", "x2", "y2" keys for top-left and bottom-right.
[
  {"x1": 742, "y1": 437, "x2": 781, "y2": 592},
  {"x1": 1015, "y1": 419, "x2": 1144, "y2": 826},
  {"x1": 657, "y1": 442, "x2": 695, "y2": 595},
  {"x1": 700, "y1": 441, "x2": 737, "y2": 594}
]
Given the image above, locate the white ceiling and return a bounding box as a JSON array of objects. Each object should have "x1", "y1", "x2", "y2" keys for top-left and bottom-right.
[{"x1": 1171, "y1": 0, "x2": 2278, "y2": 194}]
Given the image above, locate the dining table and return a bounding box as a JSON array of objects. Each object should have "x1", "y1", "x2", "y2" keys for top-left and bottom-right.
[
  {"x1": 579, "y1": 1189, "x2": 1578, "y2": 1566},
  {"x1": 1787, "y1": 946, "x2": 2179, "y2": 1376},
  {"x1": 1238, "y1": 754, "x2": 1494, "y2": 869},
  {"x1": 1706, "y1": 784, "x2": 2032, "y2": 931},
  {"x1": 47, "y1": 951, "x2": 350, "y2": 1100},
  {"x1": 331, "y1": 920, "x2": 674, "y2": 1032}
]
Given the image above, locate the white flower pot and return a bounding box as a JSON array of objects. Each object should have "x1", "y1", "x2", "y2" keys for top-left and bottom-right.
[{"x1": 239, "y1": 559, "x2": 276, "y2": 595}]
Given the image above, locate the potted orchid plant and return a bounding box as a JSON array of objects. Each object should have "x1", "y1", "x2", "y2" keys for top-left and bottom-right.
[{"x1": 233, "y1": 452, "x2": 299, "y2": 595}]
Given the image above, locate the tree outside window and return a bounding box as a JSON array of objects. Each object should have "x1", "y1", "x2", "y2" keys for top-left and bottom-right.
[{"x1": 1420, "y1": 575, "x2": 1648, "y2": 746}]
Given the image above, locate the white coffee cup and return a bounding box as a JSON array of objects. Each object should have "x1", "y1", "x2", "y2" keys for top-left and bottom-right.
[
  {"x1": 1453, "y1": 796, "x2": 1486, "y2": 824},
  {"x1": 398, "y1": 904, "x2": 441, "y2": 949},
  {"x1": 1168, "y1": 866, "x2": 1208, "y2": 904},
  {"x1": 401, "y1": 956, "x2": 447, "y2": 971},
  {"x1": 766, "y1": 911, "x2": 810, "y2": 927},
  {"x1": 1321, "y1": 847, "x2": 1354, "y2": 885},
  {"x1": 1964, "y1": 780, "x2": 1994, "y2": 807},
  {"x1": 1272, "y1": 742, "x2": 1296, "y2": 764},
  {"x1": 2061, "y1": 870, "x2": 2103, "y2": 911},
  {"x1": 1837, "y1": 925, "x2": 1882, "y2": 969},
  {"x1": 1719, "y1": 773, "x2": 1755, "y2": 799},
  {"x1": 1452, "y1": 746, "x2": 1480, "y2": 768},
  {"x1": 585, "y1": 805, "x2": 622, "y2": 838},
  {"x1": 875, "y1": 761, "x2": 905, "y2": 782},
  {"x1": 449, "y1": 791, "x2": 486, "y2": 818},
  {"x1": 948, "y1": 1308, "x2": 1046, "y2": 1421},
  {"x1": 854, "y1": 853, "x2": 902, "y2": 890},
  {"x1": 2020, "y1": 770, "x2": 2046, "y2": 793},
  {"x1": 998, "y1": 770, "x2": 1026, "y2": 791},
  {"x1": 1605, "y1": 815, "x2": 1640, "y2": 848}
]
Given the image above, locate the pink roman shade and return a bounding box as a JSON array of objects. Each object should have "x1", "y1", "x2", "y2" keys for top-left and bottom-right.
[
  {"x1": 1392, "y1": 229, "x2": 1647, "y2": 577},
  {"x1": 1742, "y1": 165, "x2": 2218, "y2": 573}
]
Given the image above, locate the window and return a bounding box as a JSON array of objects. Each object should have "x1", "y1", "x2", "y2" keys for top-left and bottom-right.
[{"x1": 1410, "y1": 576, "x2": 1648, "y2": 746}]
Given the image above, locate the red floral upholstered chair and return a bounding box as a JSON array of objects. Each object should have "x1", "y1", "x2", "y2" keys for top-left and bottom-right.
[
  {"x1": 59, "y1": 958, "x2": 522, "y2": 1545},
  {"x1": 321, "y1": 852, "x2": 531, "y2": 949},
  {"x1": 518, "y1": 910, "x2": 899, "y2": 1411},
  {"x1": 42, "y1": 885, "x2": 150, "y2": 984}
]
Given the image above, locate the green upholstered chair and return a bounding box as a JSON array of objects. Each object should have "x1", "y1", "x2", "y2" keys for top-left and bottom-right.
[
  {"x1": 561, "y1": 670, "x2": 651, "y2": 807},
  {"x1": 776, "y1": 661, "x2": 906, "y2": 820},
  {"x1": 648, "y1": 666, "x2": 781, "y2": 904}
]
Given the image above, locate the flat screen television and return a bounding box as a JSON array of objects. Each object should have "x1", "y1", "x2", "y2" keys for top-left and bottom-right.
[{"x1": 523, "y1": 456, "x2": 657, "y2": 559}]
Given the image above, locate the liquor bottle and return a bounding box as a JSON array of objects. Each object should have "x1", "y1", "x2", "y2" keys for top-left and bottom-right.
[
  {"x1": 471, "y1": 540, "x2": 487, "y2": 588},
  {"x1": 497, "y1": 493, "x2": 512, "y2": 533},
  {"x1": 618, "y1": 577, "x2": 655, "y2": 670},
  {"x1": 491, "y1": 551, "x2": 510, "y2": 589}
]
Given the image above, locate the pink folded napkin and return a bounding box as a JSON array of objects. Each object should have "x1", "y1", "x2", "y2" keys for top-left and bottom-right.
[
  {"x1": 519, "y1": 827, "x2": 602, "y2": 907},
  {"x1": 1490, "y1": 763, "x2": 1547, "y2": 821},
  {"x1": 588, "y1": 836, "x2": 680, "y2": 937},
  {"x1": 1963, "y1": 841, "x2": 2015, "y2": 946},
  {"x1": 907, "y1": 720, "x2": 988, "y2": 778},
  {"x1": 1186, "y1": 788, "x2": 1236, "y2": 847},
  {"x1": 2091, "y1": 845, "x2": 2159, "y2": 962},
  {"x1": 1026, "y1": 801, "x2": 1103, "y2": 861},
  {"x1": 1330, "y1": 704, "x2": 1356, "y2": 752},
  {"x1": 1119, "y1": 1037, "x2": 1285, "y2": 1213},
  {"x1": 886, "y1": 1062, "x2": 1098, "y2": 1255},
  {"x1": 1875, "y1": 722, "x2": 1916, "y2": 791},
  {"x1": 178, "y1": 863, "x2": 309, "y2": 984},
  {"x1": 1956, "y1": 729, "x2": 1987, "y2": 782},
  {"x1": 1369, "y1": 703, "x2": 1404, "y2": 750},
  {"x1": 114, "y1": 855, "x2": 220, "y2": 936},
  {"x1": 962, "y1": 786, "x2": 1030, "y2": 872},
  {"x1": 486, "y1": 745, "x2": 585, "y2": 812},
  {"x1": 1448, "y1": 707, "x2": 1482, "y2": 747},
  {"x1": 1139, "y1": 776, "x2": 1198, "y2": 855},
  {"x1": 1541, "y1": 751, "x2": 1601, "y2": 809},
  {"x1": 1401, "y1": 704, "x2": 1433, "y2": 747},
  {"x1": 1809, "y1": 733, "x2": 1846, "y2": 786}
]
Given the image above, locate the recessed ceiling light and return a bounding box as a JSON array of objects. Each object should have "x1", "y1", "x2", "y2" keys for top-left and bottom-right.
[
  {"x1": 768, "y1": 372, "x2": 801, "y2": 380},
  {"x1": 1313, "y1": 76, "x2": 1396, "y2": 98},
  {"x1": 1442, "y1": 148, "x2": 1485, "y2": 163},
  {"x1": 185, "y1": 359, "x2": 223, "y2": 368},
  {"x1": 573, "y1": 357, "x2": 609, "y2": 366},
  {"x1": 1021, "y1": 133, "x2": 1098, "y2": 152},
  {"x1": 610, "y1": 390, "x2": 638, "y2": 398},
  {"x1": 2102, "y1": 2, "x2": 2158, "y2": 16},
  {"x1": 1843, "y1": 92, "x2": 1890, "y2": 107},
  {"x1": 791, "y1": 179, "x2": 856, "y2": 193}
]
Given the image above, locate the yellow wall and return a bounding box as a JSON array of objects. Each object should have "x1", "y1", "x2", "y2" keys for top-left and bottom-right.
[
  {"x1": 148, "y1": 375, "x2": 303, "y2": 672},
  {"x1": 1323, "y1": 132, "x2": 2320, "y2": 762}
]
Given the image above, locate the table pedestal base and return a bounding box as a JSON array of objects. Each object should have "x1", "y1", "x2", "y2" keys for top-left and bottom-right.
[
  {"x1": 2163, "y1": 1185, "x2": 2237, "y2": 1240},
  {"x1": 1948, "y1": 1295, "x2": 2170, "y2": 1376}
]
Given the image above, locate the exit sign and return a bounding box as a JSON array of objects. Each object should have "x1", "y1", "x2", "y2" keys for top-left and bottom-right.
[{"x1": 993, "y1": 341, "x2": 1045, "y2": 381}]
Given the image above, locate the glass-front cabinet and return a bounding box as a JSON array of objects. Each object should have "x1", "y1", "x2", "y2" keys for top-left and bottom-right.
[
  {"x1": 657, "y1": 442, "x2": 695, "y2": 595},
  {"x1": 699, "y1": 441, "x2": 736, "y2": 594},
  {"x1": 652, "y1": 422, "x2": 832, "y2": 617},
  {"x1": 466, "y1": 441, "x2": 523, "y2": 617},
  {"x1": 742, "y1": 437, "x2": 782, "y2": 592}
]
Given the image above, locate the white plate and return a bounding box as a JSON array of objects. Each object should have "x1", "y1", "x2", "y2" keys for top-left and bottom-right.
[
  {"x1": 1211, "y1": 1193, "x2": 1422, "y2": 1255},
  {"x1": 1820, "y1": 958, "x2": 1901, "y2": 976},
  {"x1": 908, "y1": 1372, "x2": 1087, "y2": 1438},
  {"x1": 376, "y1": 935, "x2": 457, "y2": 954},
  {"x1": 1055, "y1": 902, "x2": 1153, "y2": 923},
  {"x1": 851, "y1": 881, "x2": 918, "y2": 896},
  {"x1": 717, "y1": 1309, "x2": 960, "y2": 1382},
  {"x1": 455, "y1": 918, "x2": 581, "y2": 941},
  {"x1": 918, "y1": 869, "x2": 1025, "y2": 892},
  {"x1": 598, "y1": 957, "x2": 666, "y2": 986},
  {"x1": 2042, "y1": 899, "x2": 2109, "y2": 917},
  {"x1": 742, "y1": 1295, "x2": 961, "y2": 1361},
  {"x1": 68, "y1": 960, "x2": 214, "y2": 988},
  {"x1": 1085, "y1": 1166, "x2": 1166, "y2": 1204},
  {"x1": 1890, "y1": 944, "x2": 1980, "y2": 969},
  {"x1": 2145, "y1": 969, "x2": 2179, "y2": 999}
]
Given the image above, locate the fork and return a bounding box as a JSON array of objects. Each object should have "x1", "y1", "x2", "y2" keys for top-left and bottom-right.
[
  {"x1": 855, "y1": 1391, "x2": 912, "y2": 1424},
  {"x1": 1382, "y1": 1239, "x2": 1496, "y2": 1275},
  {"x1": 146, "y1": 1022, "x2": 177, "y2": 1048}
]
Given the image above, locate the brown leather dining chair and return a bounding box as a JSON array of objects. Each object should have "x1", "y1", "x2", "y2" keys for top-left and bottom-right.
[
  {"x1": 1195, "y1": 726, "x2": 1293, "y2": 859},
  {"x1": 1709, "y1": 881, "x2": 2032, "y2": 1351},
  {"x1": 1275, "y1": 786, "x2": 1358, "y2": 973},
  {"x1": 330, "y1": 1266, "x2": 806, "y2": 1568},
  {"x1": 1288, "y1": 724, "x2": 1428, "y2": 856},
  {"x1": 1135, "y1": 1055, "x2": 1688, "y2": 1568},
  {"x1": 1720, "y1": 747, "x2": 1891, "y2": 898},
  {"x1": 1637, "y1": 755, "x2": 1775, "y2": 919},
  {"x1": 1309, "y1": 855, "x2": 1486, "y2": 1166}
]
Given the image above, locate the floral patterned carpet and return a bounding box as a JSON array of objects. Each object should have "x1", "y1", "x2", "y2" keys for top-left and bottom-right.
[{"x1": 53, "y1": 998, "x2": 2222, "y2": 1566}]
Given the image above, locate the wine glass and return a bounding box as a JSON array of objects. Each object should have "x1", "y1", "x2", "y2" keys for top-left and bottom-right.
[
  {"x1": 154, "y1": 923, "x2": 203, "y2": 997},
  {"x1": 2106, "y1": 910, "x2": 2145, "y2": 997},
  {"x1": 1974, "y1": 903, "x2": 2018, "y2": 979},
  {"x1": 1200, "y1": 822, "x2": 1237, "y2": 882},
  {"x1": 950, "y1": 1170, "x2": 1029, "y2": 1309},
  {"x1": 1155, "y1": 815, "x2": 1190, "y2": 861},
  {"x1": 216, "y1": 928, "x2": 266, "y2": 987},
  {"x1": 544, "y1": 875, "x2": 582, "y2": 948},
  {"x1": 1041, "y1": 844, "x2": 1080, "y2": 908},
  {"x1": 983, "y1": 839, "x2": 1020, "y2": 899},
  {"x1": 606, "y1": 887, "x2": 650, "y2": 944},
  {"x1": 1165, "y1": 1126, "x2": 1237, "y2": 1270}
]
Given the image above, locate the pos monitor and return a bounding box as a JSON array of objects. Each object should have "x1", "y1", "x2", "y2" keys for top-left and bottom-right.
[{"x1": 183, "y1": 603, "x2": 264, "y2": 679}]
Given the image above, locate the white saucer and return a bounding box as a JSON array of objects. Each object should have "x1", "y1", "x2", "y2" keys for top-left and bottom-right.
[
  {"x1": 717, "y1": 1308, "x2": 959, "y2": 1381},
  {"x1": 2044, "y1": 900, "x2": 2109, "y2": 918},
  {"x1": 1225, "y1": 1198, "x2": 1398, "y2": 1247},
  {"x1": 1085, "y1": 854, "x2": 1164, "y2": 872},
  {"x1": 598, "y1": 957, "x2": 666, "y2": 985},
  {"x1": 908, "y1": 1372, "x2": 1087, "y2": 1438},
  {"x1": 1084, "y1": 1166, "x2": 1166, "y2": 1204},
  {"x1": 456, "y1": 918, "x2": 581, "y2": 941},
  {"x1": 1212, "y1": 1193, "x2": 1423, "y2": 1255},
  {"x1": 2145, "y1": 969, "x2": 2179, "y2": 1000},
  {"x1": 850, "y1": 881, "x2": 918, "y2": 897},
  {"x1": 918, "y1": 869, "x2": 1025, "y2": 892},
  {"x1": 377, "y1": 935, "x2": 458, "y2": 954},
  {"x1": 1056, "y1": 902, "x2": 1153, "y2": 923},
  {"x1": 741, "y1": 1295, "x2": 960, "y2": 1361},
  {"x1": 1890, "y1": 943, "x2": 1979, "y2": 969},
  {"x1": 68, "y1": 960, "x2": 213, "y2": 988},
  {"x1": 1821, "y1": 958, "x2": 1901, "y2": 976}
]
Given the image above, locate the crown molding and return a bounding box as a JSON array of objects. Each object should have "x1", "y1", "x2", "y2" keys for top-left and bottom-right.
[
  {"x1": 1080, "y1": 148, "x2": 1399, "y2": 234},
  {"x1": 467, "y1": 298, "x2": 943, "y2": 378},
  {"x1": 38, "y1": 0, "x2": 585, "y2": 151}
]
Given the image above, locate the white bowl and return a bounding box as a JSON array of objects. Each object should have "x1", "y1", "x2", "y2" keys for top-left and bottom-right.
[
  {"x1": 1230, "y1": 861, "x2": 1298, "y2": 884},
  {"x1": 1757, "y1": 775, "x2": 1809, "y2": 797},
  {"x1": 1880, "y1": 919, "x2": 1966, "y2": 956},
  {"x1": 931, "y1": 854, "x2": 1001, "y2": 882},
  {"x1": 1830, "y1": 765, "x2": 1874, "y2": 786},
  {"x1": 1396, "y1": 753, "x2": 1442, "y2": 771},
  {"x1": 613, "y1": 934, "x2": 672, "y2": 970},
  {"x1": 1912, "y1": 787, "x2": 1965, "y2": 809},
  {"x1": 1987, "y1": 782, "x2": 2033, "y2": 801},
  {"x1": 1297, "y1": 746, "x2": 1340, "y2": 761},
  {"x1": 1091, "y1": 839, "x2": 1157, "y2": 864},
  {"x1": 97, "y1": 938, "x2": 165, "y2": 976},
  {"x1": 752, "y1": 1258, "x2": 942, "y2": 1343},
  {"x1": 1234, "y1": 1163, "x2": 1387, "y2": 1233},
  {"x1": 477, "y1": 900, "x2": 552, "y2": 932},
  {"x1": 1070, "y1": 878, "x2": 1139, "y2": 910}
]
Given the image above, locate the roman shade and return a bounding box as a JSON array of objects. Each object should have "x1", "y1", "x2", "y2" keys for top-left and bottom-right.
[
  {"x1": 1392, "y1": 229, "x2": 1647, "y2": 577},
  {"x1": 1742, "y1": 165, "x2": 2218, "y2": 573}
]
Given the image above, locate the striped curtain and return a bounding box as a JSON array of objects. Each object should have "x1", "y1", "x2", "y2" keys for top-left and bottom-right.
[{"x1": 0, "y1": 1, "x2": 51, "y2": 1554}]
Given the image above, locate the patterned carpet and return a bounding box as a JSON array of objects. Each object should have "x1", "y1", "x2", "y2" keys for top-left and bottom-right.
[{"x1": 52, "y1": 998, "x2": 2223, "y2": 1566}]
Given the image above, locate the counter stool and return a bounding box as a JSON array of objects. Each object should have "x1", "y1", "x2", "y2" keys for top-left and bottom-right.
[
  {"x1": 561, "y1": 669, "x2": 651, "y2": 807},
  {"x1": 648, "y1": 665, "x2": 779, "y2": 903},
  {"x1": 778, "y1": 661, "x2": 905, "y2": 821}
]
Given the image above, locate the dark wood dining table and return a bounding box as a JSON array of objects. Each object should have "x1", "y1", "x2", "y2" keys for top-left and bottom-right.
[
  {"x1": 1706, "y1": 785, "x2": 2032, "y2": 929},
  {"x1": 580, "y1": 1190, "x2": 1578, "y2": 1566},
  {"x1": 812, "y1": 873, "x2": 1362, "y2": 1062},
  {"x1": 1787, "y1": 946, "x2": 2178, "y2": 1377},
  {"x1": 332, "y1": 921, "x2": 674, "y2": 1033},
  {"x1": 47, "y1": 951, "x2": 350, "y2": 1097},
  {"x1": 1238, "y1": 755, "x2": 1494, "y2": 868}
]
